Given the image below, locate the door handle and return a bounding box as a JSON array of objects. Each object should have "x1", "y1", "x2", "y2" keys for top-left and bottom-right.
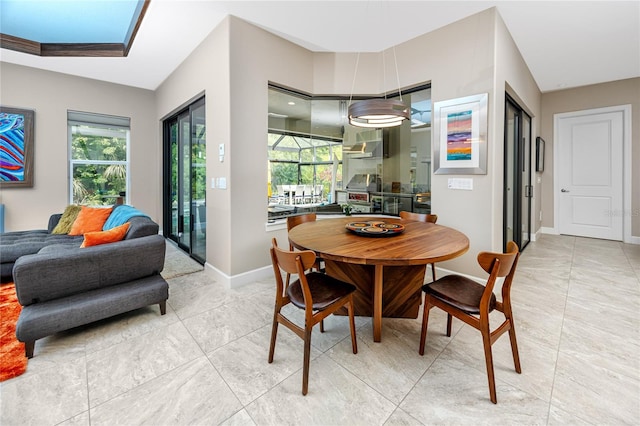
[{"x1": 561, "y1": 188, "x2": 570, "y2": 193}]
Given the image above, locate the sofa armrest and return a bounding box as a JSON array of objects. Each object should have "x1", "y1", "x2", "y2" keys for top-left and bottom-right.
[
  {"x1": 125, "y1": 216, "x2": 159, "y2": 239},
  {"x1": 48, "y1": 214, "x2": 62, "y2": 233},
  {"x1": 14, "y1": 234, "x2": 166, "y2": 306}
]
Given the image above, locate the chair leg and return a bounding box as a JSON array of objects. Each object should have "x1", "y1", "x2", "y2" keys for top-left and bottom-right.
[
  {"x1": 320, "y1": 319, "x2": 325, "y2": 333},
  {"x1": 302, "y1": 328, "x2": 312, "y2": 395},
  {"x1": 481, "y1": 327, "x2": 497, "y2": 404},
  {"x1": 507, "y1": 320, "x2": 522, "y2": 374},
  {"x1": 419, "y1": 295, "x2": 432, "y2": 355},
  {"x1": 347, "y1": 299, "x2": 358, "y2": 354},
  {"x1": 268, "y1": 312, "x2": 279, "y2": 363},
  {"x1": 159, "y1": 300, "x2": 167, "y2": 315},
  {"x1": 446, "y1": 314, "x2": 453, "y2": 337}
]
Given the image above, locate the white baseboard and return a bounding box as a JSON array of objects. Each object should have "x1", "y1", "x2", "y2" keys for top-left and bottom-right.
[
  {"x1": 204, "y1": 262, "x2": 488, "y2": 290},
  {"x1": 627, "y1": 235, "x2": 640, "y2": 245},
  {"x1": 538, "y1": 227, "x2": 639, "y2": 244},
  {"x1": 204, "y1": 262, "x2": 274, "y2": 289},
  {"x1": 540, "y1": 227, "x2": 559, "y2": 235}
]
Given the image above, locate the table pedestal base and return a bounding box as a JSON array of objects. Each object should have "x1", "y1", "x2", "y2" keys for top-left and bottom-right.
[{"x1": 325, "y1": 260, "x2": 425, "y2": 340}]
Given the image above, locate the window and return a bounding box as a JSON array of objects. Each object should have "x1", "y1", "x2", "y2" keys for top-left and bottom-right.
[
  {"x1": 68, "y1": 111, "x2": 130, "y2": 205},
  {"x1": 268, "y1": 87, "x2": 345, "y2": 219},
  {"x1": 268, "y1": 84, "x2": 431, "y2": 219}
]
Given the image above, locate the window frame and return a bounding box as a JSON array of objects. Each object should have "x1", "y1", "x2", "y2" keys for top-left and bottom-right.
[{"x1": 67, "y1": 111, "x2": 131, "y2": 206}]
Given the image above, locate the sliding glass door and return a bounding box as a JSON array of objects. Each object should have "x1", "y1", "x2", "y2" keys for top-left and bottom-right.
[
  {"x1": 163, "y1": 97, "x2": 206, "y2": 263},
  {"x1": 504, "y1": 95, "x2": 532, "y2": 251}
]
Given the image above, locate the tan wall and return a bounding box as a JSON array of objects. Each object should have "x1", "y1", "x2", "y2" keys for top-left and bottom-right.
[
  {"x1": 12, "y1": 6, "x2": 631, "y2": 284},
  {"x1": 155, "y1": 16, "x2": 316, "y2": 277},
  {"x1": 540, "y1": 77, "x2": 640, "y2": 236},
  {"x1": 0, "y1": 63, "x2": 158, "y2": 231},
  {"x1": 399, "y1": 9, "x2": 498, "y2": 275},
  {"x1": 146, "y1": 7, "x2": 543, "y2": 280},
  {"x1": 155, "y1": 18, "x2": 233, "y2": 274},
  {"x1": 493, "y1": 11, "x2": 543, "y2": 248},
  {"x1": 228, "y1": 18, "x2": 316, "y2": 276}
]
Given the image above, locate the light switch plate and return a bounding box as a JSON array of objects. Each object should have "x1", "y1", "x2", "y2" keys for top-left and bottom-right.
[
  {"x1": 448, "y1": 178, "x2": 473, "y2": 190},
  {"x1": 217, "y1": 177, "x2": 227, "y2": 189}
]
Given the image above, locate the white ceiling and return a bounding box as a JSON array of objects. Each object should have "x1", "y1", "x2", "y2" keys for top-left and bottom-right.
[{"x1": 1, "y1": 1, "x2": 638, "y2": 92}]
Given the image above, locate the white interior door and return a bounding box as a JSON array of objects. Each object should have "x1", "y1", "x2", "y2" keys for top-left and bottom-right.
[{"x1": 557, "y1": 109, "x2": 623, "y2": 240}]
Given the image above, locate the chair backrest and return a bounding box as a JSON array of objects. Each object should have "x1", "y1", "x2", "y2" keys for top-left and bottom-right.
[
  {"x1": 477, "y1": 241, "x2": 519, "y2": 277},
  {"x1": 287, "y1": 213, "x2": 317, "y2": 232},
  {"x1": 477, "y1": 241, "x2": 520, "y2": 304},
  {"x1": 276, "y1": 185, "x2": 285, "y2": 196},
  {"x1": 399, "y1": 210, "x2": 438, "y2": 224},
  {"x1": 271, "y1": 238, "x2": 317, "y2": 276},
  {"x1": 270, "y1": 238, "x2": 316, "y2": 305}
]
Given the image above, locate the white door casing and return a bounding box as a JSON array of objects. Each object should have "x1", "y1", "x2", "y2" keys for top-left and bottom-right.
[{"x1": 554, "y1": 105, "x2": 630, "y2": 241}]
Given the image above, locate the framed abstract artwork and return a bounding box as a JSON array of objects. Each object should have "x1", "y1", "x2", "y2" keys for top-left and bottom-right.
[
  {"x1": 433, "y1": 93, "x2": 488, "y2": 175},
  {"x1": 0, "y1": 106, "x2": 35, "y2": 188}
]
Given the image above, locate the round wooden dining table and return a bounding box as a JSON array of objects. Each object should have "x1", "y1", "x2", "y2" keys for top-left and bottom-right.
[{"x1": 288, "y1": 216, "x2": 469, "y2": 342}]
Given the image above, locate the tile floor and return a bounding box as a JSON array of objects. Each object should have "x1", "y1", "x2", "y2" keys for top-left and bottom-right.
[{"x1": 1, "y1": 235, "x2": 639, "y2": 425}]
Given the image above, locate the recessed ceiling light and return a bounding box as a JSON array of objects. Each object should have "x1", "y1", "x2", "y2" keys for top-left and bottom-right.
[{"x1": 288, "y1": 102, "x2": 296, "y2": 106}]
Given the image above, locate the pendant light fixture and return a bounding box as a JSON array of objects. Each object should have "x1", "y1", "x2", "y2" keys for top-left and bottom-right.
[{"x1": 348, "y1": 45, "x2": 410, "y2": 128}]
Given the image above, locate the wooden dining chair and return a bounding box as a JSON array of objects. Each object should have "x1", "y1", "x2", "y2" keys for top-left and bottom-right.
[
  {"x1": 286, "y1": 213, "x2": 326, "y2": 329},
  {"x1": 418, "y1": 241, "x2": 521, "y2": 404},
  {"x1": 399, "y1": 210, "x2": 438, "y2": 282},
  {"x1": 399, "y1": 210, "x2": 437, "y2": 225},
  {"x1": 287, "y1": 213, "x2": 324, "y2": 268},
  {"x1": 287, "y1": 213, "x2": 318, "y2": 249},
  {"x1": 269, "y1": 238, "x2": 358, "y2": 395}
]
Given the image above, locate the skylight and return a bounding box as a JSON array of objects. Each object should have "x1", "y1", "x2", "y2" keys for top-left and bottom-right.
[{"x1": 0, "y1": 0, "x2": 149, "y2": 57}]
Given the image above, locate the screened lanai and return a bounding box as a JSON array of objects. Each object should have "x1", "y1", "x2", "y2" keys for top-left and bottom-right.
[{"x1": 268, "y1": 130, "x2": 343, "y2": 208}]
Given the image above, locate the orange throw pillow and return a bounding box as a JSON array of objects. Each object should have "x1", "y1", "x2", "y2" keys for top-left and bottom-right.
[
  {"x1": 68, "y1": 206, "x2": 113, "y2": 236},
  {"x1": 81, "y1": 222, "x2": 130, "y2": 248}
]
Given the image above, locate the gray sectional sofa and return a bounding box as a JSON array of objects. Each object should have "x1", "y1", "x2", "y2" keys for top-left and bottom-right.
[
  {"x1": 2, "y1": 208, "x2": 169, "y2": 358},
  {"x1": 1, "y1": 213, "x2": 159, "y2": 282}
]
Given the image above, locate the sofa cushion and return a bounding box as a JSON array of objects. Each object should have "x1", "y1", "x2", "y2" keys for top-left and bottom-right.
[
  {"x1": 0, "y1": 231, "x2": 83, "y2": 263},
  {"x1": 38, "y1": 243, "x2": 82, "y2": 254},
  {"x1": 68, "y1": 206, "x2": 113, "y2": 236},
  {"x1": 81, "y1": 222, "x2": 130, "y2": 247},
  {"x1": 51, "y1": 205, "x2": 81, "y2": 235}
]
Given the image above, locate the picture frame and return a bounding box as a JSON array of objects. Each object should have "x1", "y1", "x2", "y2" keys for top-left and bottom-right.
[
  {"x1": 433, "y1": 93, "x2": 488, "y2": 175},
  {"x1": 536, "y1": 136, "x2": 545, "y2": 172},
  {"x1": 0, "y1": 106, "x2": 35, "y2": 188}
]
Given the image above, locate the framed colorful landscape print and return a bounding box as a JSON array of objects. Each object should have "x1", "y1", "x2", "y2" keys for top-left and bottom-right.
[
  {"x1": 0, "y1": 106, "x2": 35, "y2": 188},
  {"x1": 433, "y1": 93, "x2": 488, "y2": 175}
]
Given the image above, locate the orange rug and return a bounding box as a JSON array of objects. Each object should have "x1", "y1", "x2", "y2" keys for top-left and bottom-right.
[{"x1": 0, "y1": 283, "x2": 27, "y2": 381}]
